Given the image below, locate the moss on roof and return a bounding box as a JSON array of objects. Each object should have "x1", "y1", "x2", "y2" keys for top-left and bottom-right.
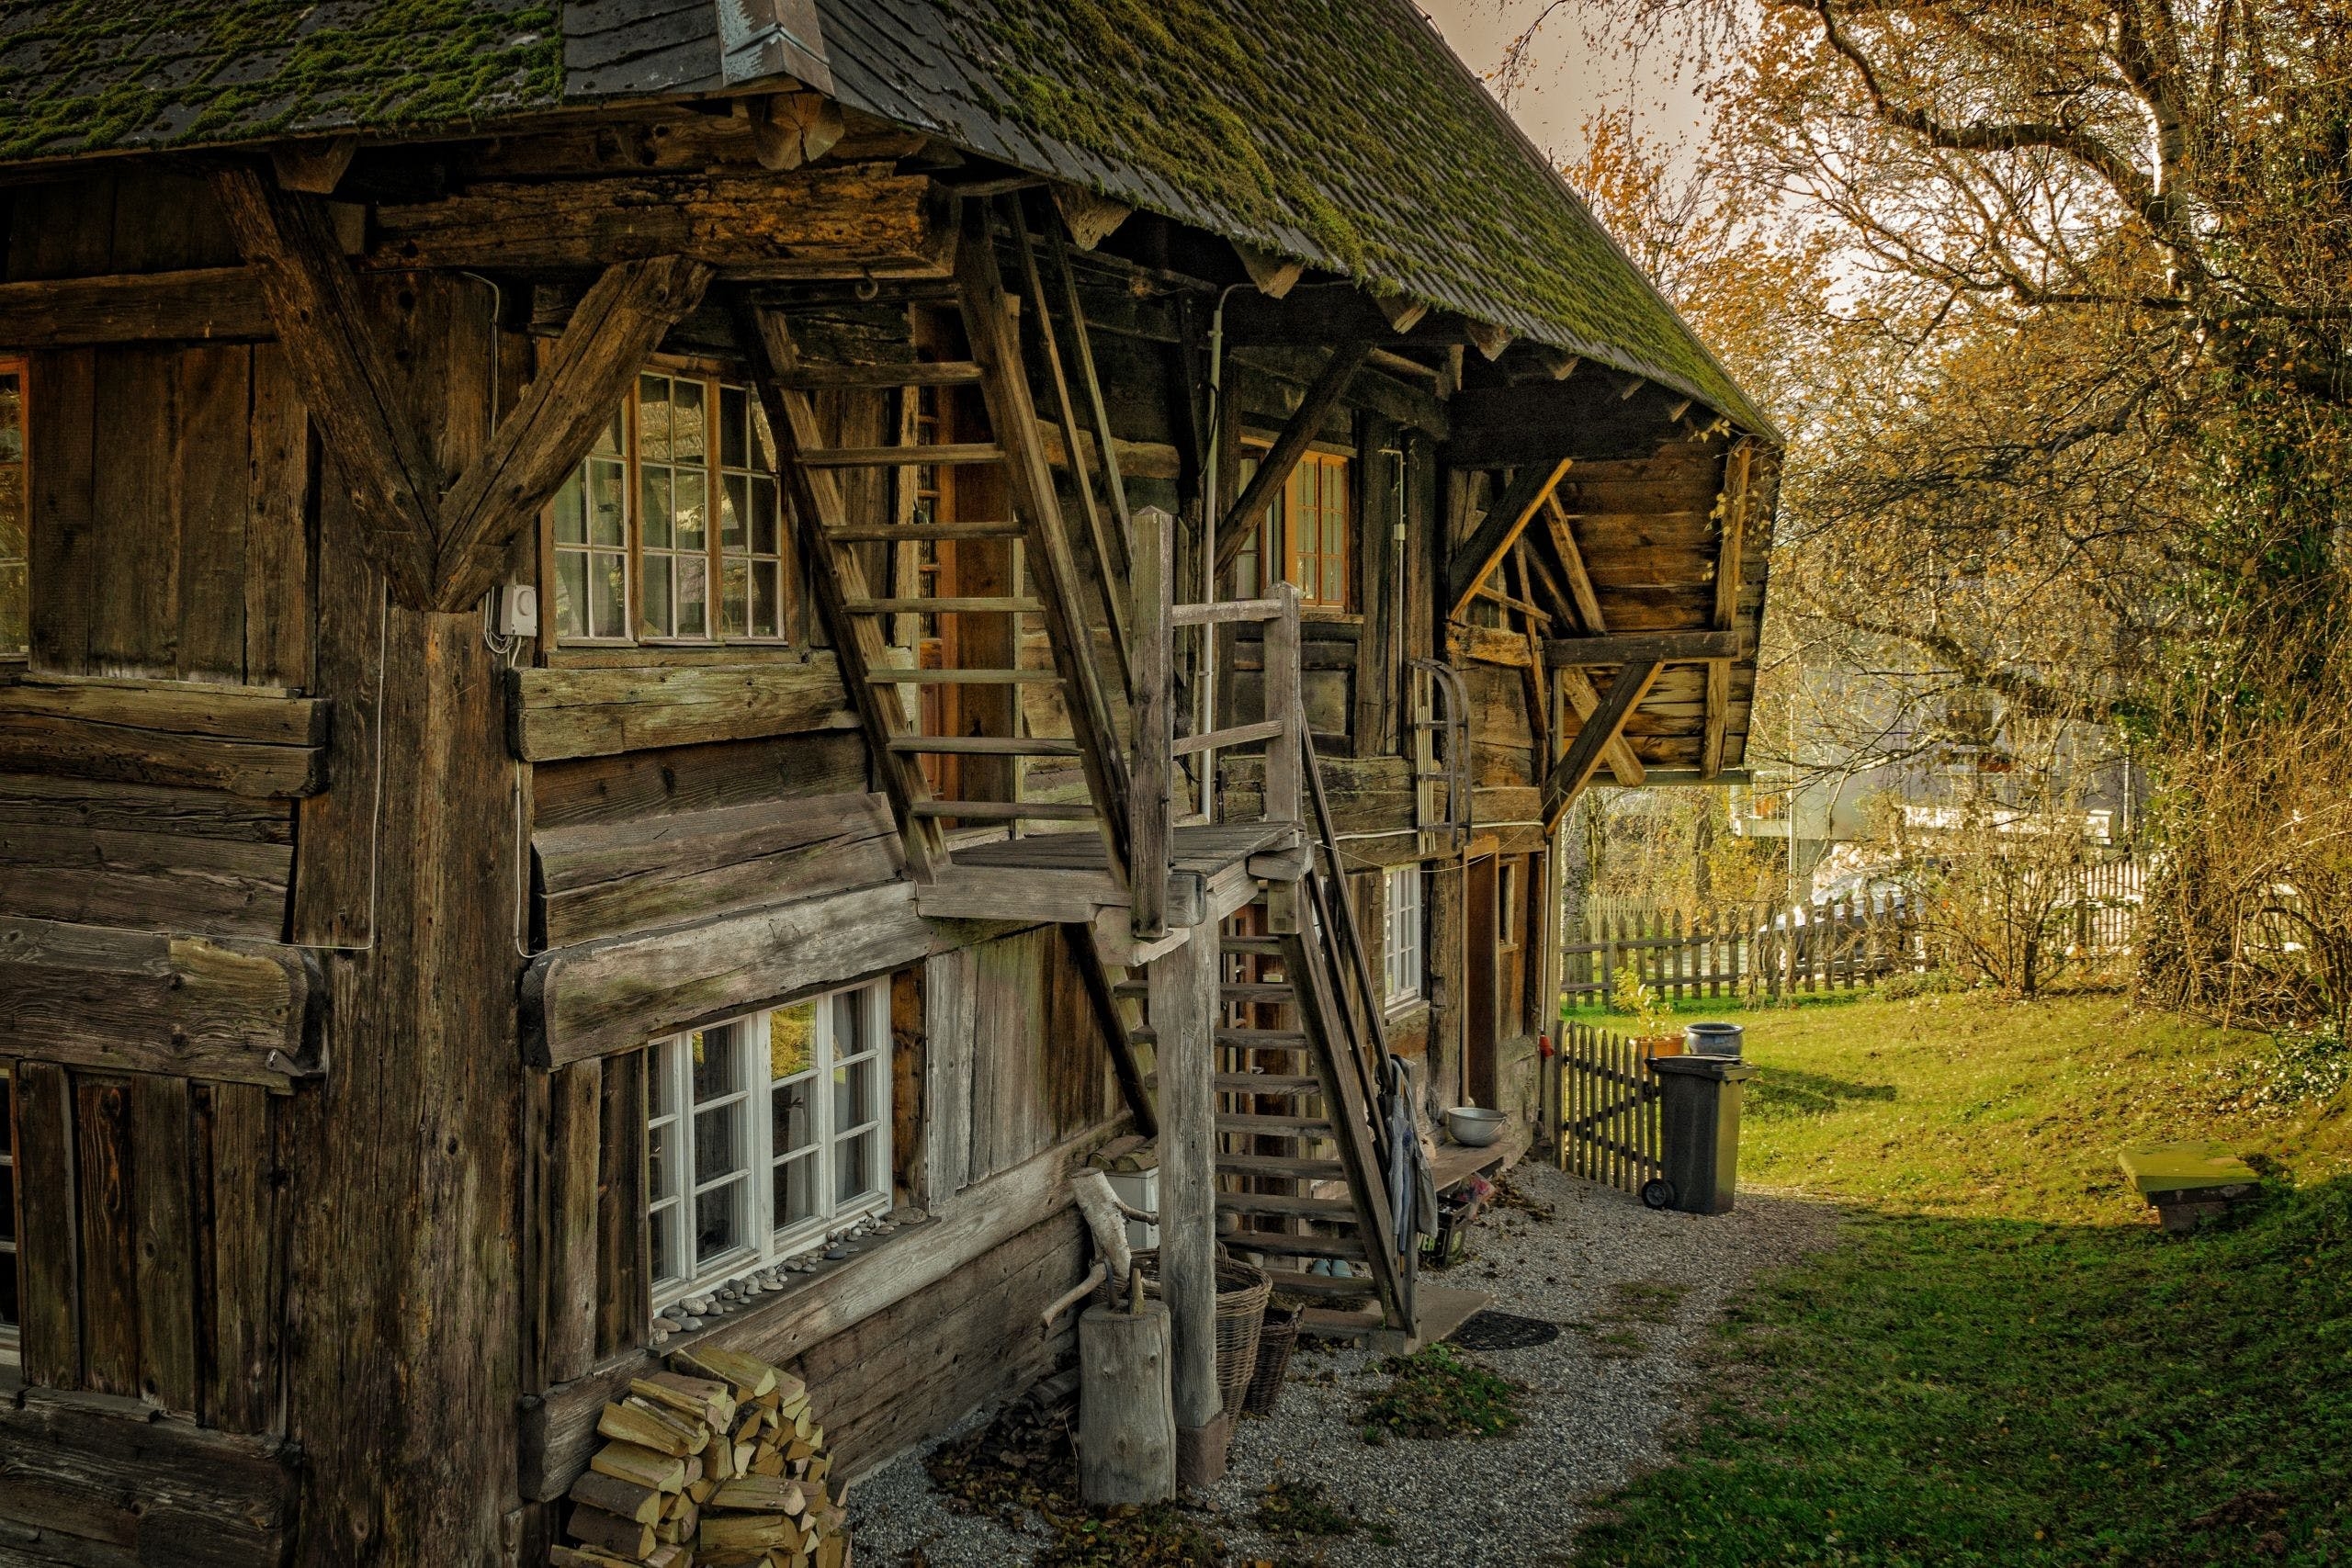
[
  {"x1": 926, "y1": 0, "x2": 1763, "y2": 429},
  {"x1": 0, "y1": 0, "x2": 560, "y2": 162}
]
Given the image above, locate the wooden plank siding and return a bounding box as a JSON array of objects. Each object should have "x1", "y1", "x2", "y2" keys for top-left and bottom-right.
[{"x1": 5, "y1": 1061, "x2": 288, "y2": 1434}]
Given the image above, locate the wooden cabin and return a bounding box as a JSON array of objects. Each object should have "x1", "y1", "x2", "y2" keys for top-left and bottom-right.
[{"x1": 0, "y1": 2, "x2": 1775, "y2": 1562}]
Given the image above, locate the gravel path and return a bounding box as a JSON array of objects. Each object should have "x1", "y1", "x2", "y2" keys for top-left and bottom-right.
[{"x1": 849, "y1": 1162, "x2": 1839, "y2": 1567}]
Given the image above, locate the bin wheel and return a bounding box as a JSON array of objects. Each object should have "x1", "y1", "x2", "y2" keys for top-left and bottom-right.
[{"x1": 1641, "y1": 1179, "x2": 1677, "y2": 1211}]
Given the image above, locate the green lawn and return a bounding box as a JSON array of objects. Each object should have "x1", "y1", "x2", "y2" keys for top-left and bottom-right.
[{"x1": 1570, "y1": 990, "x2": 2352, "y2": 1566}]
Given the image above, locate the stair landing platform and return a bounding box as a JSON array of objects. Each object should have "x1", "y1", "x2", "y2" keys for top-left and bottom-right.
[{"x1": 915, "y1": 823, "x2": 1306, "y2": 945}]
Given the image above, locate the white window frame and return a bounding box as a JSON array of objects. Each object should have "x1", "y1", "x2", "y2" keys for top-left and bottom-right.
[
  {"x1": 1498, "y1": 860, "x2": 1520, "y2": 953},
  {"x1": 1384, "y1": 865, "x2": 1423, "y2": 1010},
  {"x1": 644, "y1": 980, "x2": 893, "y2": 1308}
]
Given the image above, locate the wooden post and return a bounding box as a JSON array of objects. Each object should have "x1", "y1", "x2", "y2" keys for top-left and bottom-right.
[
  {"x1": 1133, "y1": 508, "x2": 1174, "y2": 940},
  {"x1": 277, "y1": 275, "x2": 525, "y2": 1562},
  {"x1": 1148, "y1": 925, "x2": 1227, "y2": 1484},
  {"x1": 1079, "y1": 1300, "x2": 1177, "y2": 1506},
  {"x1": 1262, "y1": 581, "x2": 1303, "y2": 825}
]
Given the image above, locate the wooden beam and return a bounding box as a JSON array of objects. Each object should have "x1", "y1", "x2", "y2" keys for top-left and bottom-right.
[
  {"x1": 507, "y1": 657, "x2": 854, "y2": 761},
  {"x1": 524, "y1": 881, "x2": 1007, "y2": 1067},
  {"x1": 0, "y1": 678, "x2": 329, "y2": 796},
  {"x1": 365, "y1": 165, "x2": 945, "y2": 276},
  {"x1": 1374, "y1": 293, "x2": 1430, "y2": 333},
  {"x1": 1542, "y1": 660, "x2": 1661, "y2": 829},
  {"x1": 1233, "y1": 242, "x2": 1305, "y2": 298},
  {"x1": 1541, "y1": 493, "x2": 1608, "y2": 634},
  {"x1": 1213, "y1": 339, "x2": 1372, "y2": 572},
  {"x1": 1464, "y1": 319, "x2": 1513, "y2": 361},
  {"x1": 432, "y1": 256, "x2": 713, "y2": 610},
  {"x1": 0, "y1": 268, "x2": 272, "y2": 347},
  {"x1": 1544, "y1": 629, "x2": 1745, "y2": 665},
  {"x1": 211, "y1": 164, "x2": 442, "y2": 607},
  {"x1": 0, "y1": 918, "x2": 321, "y2": 1088},
  {"x1": 1559, "y1": 668, "x2": 1645, "y2": 788},
  {"x1": 1703, "y1": 439, "x2": 1757, "y2": 778},
  {"x1": 1442, "y1": 458, "x2": 1572, "y2": 621},
  {"x1": 268, "y1": 135, "x2": 358, "y2": 195},
  {"x1": 1055, "y1": 185, "x2": 1133, "y2": 250}
]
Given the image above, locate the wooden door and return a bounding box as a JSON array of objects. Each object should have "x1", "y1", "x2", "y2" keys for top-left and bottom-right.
[{"x1": 1465, "y1": 853, "x2": 1499, "y2": 1109}]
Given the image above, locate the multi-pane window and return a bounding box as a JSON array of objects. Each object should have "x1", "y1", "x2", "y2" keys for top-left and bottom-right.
[
  {"x1": 550, "y1": 370, "x2": 789, "y2": 645},
  {"x1": 1384, "y1": 866, "x2": 1424, "y2": 1008},
  {"x1": 716, "y1": 384, "x2": 786, "y2": 639},
  {"x1": 1233, "y1": 446, "x2": 1352, "y2": 609},
  {"x1": 0, "y1": 361, "x2": 26, "y2": 658},
  {"x1": 0, "y1": 1067, "x2": 17, "y2": 1354},
  {"x1": 636, "y1": 372, "x2": 711, "y2": 639},
  {"x1": 644, "y1": 980, "x2": 892, "y2": 1304},
  {"x1": 552, "y1": 409, "x2": 630, "y2": 640}
]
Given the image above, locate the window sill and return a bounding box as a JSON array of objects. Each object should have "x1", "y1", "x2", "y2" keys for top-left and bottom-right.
[{"x1": 648, "y1": 1202, "x2": 926, "y2": 1347}]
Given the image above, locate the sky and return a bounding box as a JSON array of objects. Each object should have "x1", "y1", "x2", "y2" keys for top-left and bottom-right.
[{"x1": 1415, "y1": 1, "x2": 1716, "y2": 172}]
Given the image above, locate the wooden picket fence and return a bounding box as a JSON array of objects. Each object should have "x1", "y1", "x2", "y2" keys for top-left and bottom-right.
[
  {"x1": 1564, "y1": 863, "x2": 2148, "y2": 1010},
  {"x1": 1557, "y1": 1021, "x2": 1663, "y2": 1194},
  {"x1": 1562, "y1": 895, "x2": 1921, "y2": 1007}
]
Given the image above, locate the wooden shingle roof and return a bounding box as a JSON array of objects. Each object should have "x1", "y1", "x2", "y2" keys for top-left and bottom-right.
[{"x1": 0, "y1": 0, "x2": 1766, "y2": 432}]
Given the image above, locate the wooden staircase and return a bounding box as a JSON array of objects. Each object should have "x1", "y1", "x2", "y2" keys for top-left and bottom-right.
[
  {"x1": 738, "y1": 200, "x2": 1135, "y2": 914},
  {"x1": 1210, "y1": 902, "x2": 1412, "y2": 1338}
]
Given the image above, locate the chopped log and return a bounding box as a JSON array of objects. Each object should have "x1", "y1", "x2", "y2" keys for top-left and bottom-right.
[
  {"x1": 568, "y1": 1504, "x2": 657, "y2": 1560},
  {"x1": 1078, "y1": 1300, "x2": 1177, "y2": 1506},
  {"x1": 672, "y1": 1346, "x2": 782, "y2": 1402},
  {"x1": 632, "y1": 1372, "x2": 736, "y2": 1429},
  {"x1": 702, "y1": 1514, "x2": 808, "y2": 1554},
  {"x1": 568, "y1": 1470, "x2": 663, "y2": 1527},
  {"x1": 591, "y1": 1439, "x2": 687, "y2": 1492},
  {"x1": 710, "y1": 1475, "x2": 808, "y2": 1515},
  {"x1": 1069, "y1": 1169, "x2": 1136, "y2": 1292},
  {"x1": 598, "y1": 1399, "x2": 706, "y2": 1459}
]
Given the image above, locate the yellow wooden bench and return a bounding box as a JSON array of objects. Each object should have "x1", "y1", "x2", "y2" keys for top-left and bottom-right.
[{"x1": 2118, "y1": 1141, "x2": 2260, "y2": 1232}]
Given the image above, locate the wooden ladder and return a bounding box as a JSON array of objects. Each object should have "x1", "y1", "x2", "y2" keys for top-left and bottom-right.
[{"x1": 736, "y1": 208, "x2": 1134, "y2": 897}]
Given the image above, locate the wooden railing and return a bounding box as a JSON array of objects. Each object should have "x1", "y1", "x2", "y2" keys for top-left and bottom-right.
[{"x1": 1129, "y1": 505, "x2": 1302, "y2": 939}]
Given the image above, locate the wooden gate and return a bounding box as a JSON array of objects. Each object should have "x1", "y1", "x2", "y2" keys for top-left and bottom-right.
[{"x1": 1558, "y1": 1021, "x2": 1662, "y2": 1194}]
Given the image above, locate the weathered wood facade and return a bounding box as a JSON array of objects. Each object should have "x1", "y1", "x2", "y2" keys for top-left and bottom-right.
[{"x1": 0, "y1": 3, "x2": 1775, "y2": 1562}]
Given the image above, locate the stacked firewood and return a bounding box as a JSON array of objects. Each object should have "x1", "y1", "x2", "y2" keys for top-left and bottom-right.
[{"x1": 551, "y1": 1347, "x2": 850, "y2": 1568}]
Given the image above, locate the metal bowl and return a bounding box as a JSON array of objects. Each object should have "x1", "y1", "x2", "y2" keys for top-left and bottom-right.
[{"x1": 1446, "y1": 1106, "x2": 1507, "y2": 1147}]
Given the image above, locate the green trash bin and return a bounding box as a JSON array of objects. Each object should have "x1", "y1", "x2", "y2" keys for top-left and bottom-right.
[{"x1": 1645, "y1": 1055, "x2": 1756, "y2": 1214}]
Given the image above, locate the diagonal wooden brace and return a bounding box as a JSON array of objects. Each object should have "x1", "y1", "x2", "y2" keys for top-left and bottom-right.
[{"x1": 432, "y1": 257, "x2": 714, "y2": 610}]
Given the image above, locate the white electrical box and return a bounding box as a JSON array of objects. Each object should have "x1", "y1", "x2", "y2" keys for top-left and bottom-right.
[
  {"x1": 494, "y1": 583, "x2": 540, "y2": 638},
  {"x1": 1104, "y1": 1167, "x2": 1159, "y2": 1251}
]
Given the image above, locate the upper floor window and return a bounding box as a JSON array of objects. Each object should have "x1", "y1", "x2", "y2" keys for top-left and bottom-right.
[
  {"x1": 1384, "y1": 865, "x2": 1424, "y2": 1009},
  {"x1": 550, "y1": 369, "x2": 791, "y2": 646},
  {"x1": 644, "y1": 979, "x2": 892, "y2": 1305},
  {"x1": 1234, "y1": 446, "x2": 1352, "y2": 610},
  {"x1": 0, "y1": 360, "x2": 26, "y2": 659}
]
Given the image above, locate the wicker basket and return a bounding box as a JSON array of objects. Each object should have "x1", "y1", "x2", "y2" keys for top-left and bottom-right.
[
  {"x1": 1241, "y1": 1302, "x2": 1302, "y2": 1416},
  {"x1": 1211, "y1": 1258, "x2": 1272, "y2": 1415},
  {"x1": 1091, "y1": 1251, "x2": 1272, "y2": 1416}
]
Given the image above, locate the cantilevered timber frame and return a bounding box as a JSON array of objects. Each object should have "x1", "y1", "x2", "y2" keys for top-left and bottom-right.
[
  {"x1": 1542, "y1": 660, "x2": 1661, "y2": 832},
  {"x1": 1524, "y1": 499, "x2": 1641, "y2": 786},
  {"x1": 1442, "y1": 458, "x2": 1572, "y2": 622},
  {"x1": 212, "y1": 164, "x2": 712, "y2": 612},
  {"x1": 1213, "y1": 339, "x2": 1374, "y2": 572},
  {"x1": 1702, "y1": 439, "x2": 1757, "y2": 778}
]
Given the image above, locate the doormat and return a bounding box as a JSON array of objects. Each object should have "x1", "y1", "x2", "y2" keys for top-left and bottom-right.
[{"x1": 1451, "y1": 1310, "x2": 1562, "y2": 1350}]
